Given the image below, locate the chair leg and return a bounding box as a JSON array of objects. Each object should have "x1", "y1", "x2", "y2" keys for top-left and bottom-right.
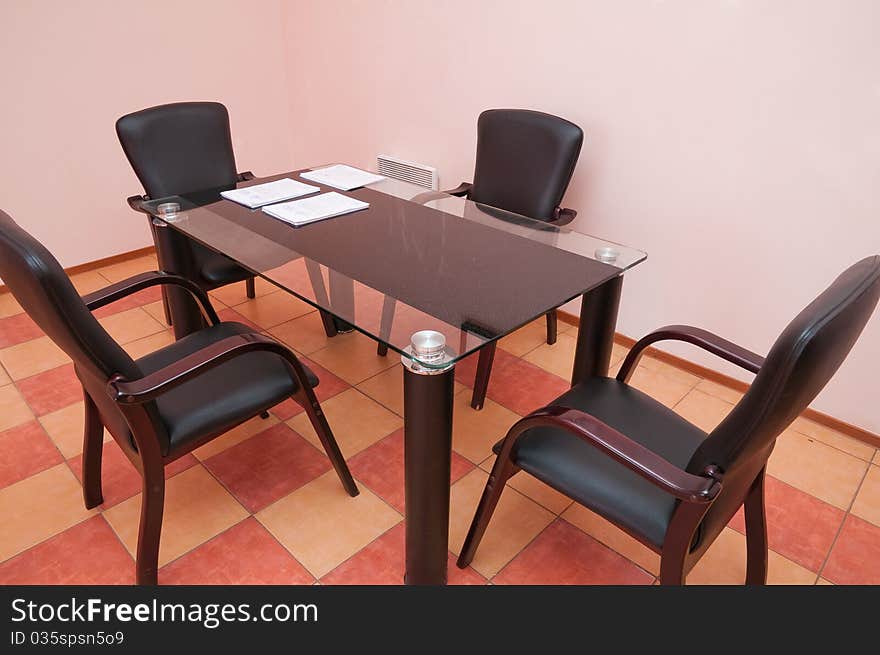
[
  {"x1": 81, "y1": 391, "x2": 104, "y2": 509},
  {"x1": 457, "y1": 453, "x2": 517, "y2": 568},
  {"x1": 546, "y1": 310, "x2": 558, "y2": 345},
  {"x1": 160, "y1": 287, "x2": 173, "y2": 327},
  {"x1": 245, "y1": 277, "x2": 256, "y2": 299},
  {"x1": 136, "y1": 462, "x2": 165, "y2": 585},
  {"x1": 295, "y1": 389, "x2": 359, "y2": 497},
  {"x1": 259, "y1": 411, "x2": 270, "y2": 419},
  {"x1": 744, "y1": 468, "x2": 769, "y2": 585},
  {"x1": 470, "y1": 342, "x2": 496, "y2": 410},
  {"x1": 658, "y1": 553, "x2": 687, "y2": 585},
  {"x1": 376, "y1": 295, "x2": 396, "y2": 356}
]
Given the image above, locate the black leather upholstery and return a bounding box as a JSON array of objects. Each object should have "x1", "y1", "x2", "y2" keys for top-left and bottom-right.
[
  {"x1": 470, "y1": 109, "x2": 583, "y2": 221},
  {"x1": 116, "y1": 102, "x2": 238, "y2": 200},
  {"x1": 115, "y1": 102, "x2": 251, "y2": 290},
  {"x1": 503, "y1": 378, "x2": 707, "y2": 547},
  {"x1": 503, "y1": 257, "x2": 880, "y2": 551},
  {"x1": 138, "y1": 321, "x2": 319, "y2": 454}
]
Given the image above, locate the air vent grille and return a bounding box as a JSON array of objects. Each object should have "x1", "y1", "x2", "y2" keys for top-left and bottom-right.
[{"x1": 377, "y1": 154, "x2": 438, "y2": 190}]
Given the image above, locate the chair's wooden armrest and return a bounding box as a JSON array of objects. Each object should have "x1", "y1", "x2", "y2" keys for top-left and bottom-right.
[
  {"x1": 617, "y1": 325, "x2": 765, "y2": 384},
  {"x1": 506, "y1": 405, "x2": 723, "y2": 503}
]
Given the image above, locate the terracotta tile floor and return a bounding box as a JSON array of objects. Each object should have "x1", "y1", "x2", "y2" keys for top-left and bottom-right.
[{"x1": 0, "y1": 256, "x2": 878, "y2": 585}]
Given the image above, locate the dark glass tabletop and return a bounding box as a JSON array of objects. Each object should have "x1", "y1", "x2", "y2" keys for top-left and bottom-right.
[{"x1": 145, "y1": 166, "x2": 646, "y2": 369}]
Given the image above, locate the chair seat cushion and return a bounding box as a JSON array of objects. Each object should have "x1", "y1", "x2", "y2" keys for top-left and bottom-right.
[
  {"x1": 503, "y1": 377, "x2": 706, "y2": 548},
  {"x1": 199, "y1": 249, "x2": 252, "y2": 285},
  {"x1": 136, "y1": 322, "x2": 318, "y2": 455}
]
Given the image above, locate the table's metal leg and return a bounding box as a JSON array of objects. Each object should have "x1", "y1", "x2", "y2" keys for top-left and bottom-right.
[
  {"x1": 401, "y1": 332, "x2": 455, "y2": 585},
  {"x1": 571, "y1": 275, "x2": 623, "y2": 384}
]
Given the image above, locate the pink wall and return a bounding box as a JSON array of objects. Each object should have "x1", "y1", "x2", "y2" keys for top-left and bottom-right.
[
  {"x1": 283, "y1": 0, "x2": 880, "y2": 432},
  {"x1": 0, "y1": 0, "x2": 294, "y2": 267},
  {"x1": 0, "y1": 2, "x2": 876, "y2": 432}
]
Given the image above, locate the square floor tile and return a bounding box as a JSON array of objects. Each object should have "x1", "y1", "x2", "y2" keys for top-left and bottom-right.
[
  {"x1": 0, "y1": 364, "x2": 8, "y2": 387},
  {"x1": 639, "y1": 355, "x2": 702, "y2": 387},
  {"x1": 347, "y1": 429, "x2": 473, "y2": 513},
  {"x1": 672, "y1": 388, "x2": 733, "y2": 431},
  {"x1": 96, "y1": 254, "x2": 158, "y2": 282},
  {"x1": 494, "y1": 519, "x2": 654, "y2": 585},
  {"x1": 694, "y1": 378, "x2": 746, "y2": 405},
  {"x1": 625, "y1": 365, "x2": 696, "y2": 409},
  {"x1": 791, "y1": 416, "x2": 876, "y2": 461},
  {"x1": 451, "y1": 390, "x2": 521, "y2": 463},
  {"x1": 522, "y1": 332, "x2": 578, "y2": 380},
  {"x1": 0, "y1": 516, "x2": 133, "y2": 584},
  {"x1": 160, "y1": 518, "x2": 315, "y2": 585},
  {"x1": 822, "y1": 515, "x2": 880, "y2": 585},
  {"x1": 68, "y1": 440, "x2": 197, "y2": 509},
  {"x1": 69, "y1": 270, "x2": 115, "y2": 295},
  {"x1": 0, "y1": 464, "x2": 97, "y2": 561},
  {"x1": 0, "y1": 293, "x2": 23, "y2": 319},
  {"x1": 209, "y1": 277, "x2": 278, "y2": 306},
  {"x1": 356, "y1": 364, "x2": 466, "y2": 418},
  {"x1": 502, "y1": 470, "x2": 574, "y2": 515},
  {"x1": 0, "y1": 312, "x2": 43, "y2": 349},
  {"x1": 0, "y1": 421, "x2": 63, "y2": 488},
  {"x1": 287, "y1": 388, "x2": 402, "y2": 459},
  {"x1": 91, "y1": 286, "x2": 163, "y2": 319},
  {"x1": 308, "y1": 331, "x2": 398, "y2": 384},
  {"x1": 685, "y1": 527, "x2": 816, "y2": 585},
  {"x1": 204, "y1": 423, "x2": 331, "y2": 512},
  {"x1": 0, "y1": 384, "x2": 35, "y2": 432},
  {"x1": 98, "y1": 307, "x2": 165, "y2": 344},
  {"x1": 484, "y1": 357, "x2": 570, "y2": 417},
  {"x1": 231, "y1": 293, "x2": 314, "y2": 329},
  {"x1": 453, "y1": 346, "x2": 519, "y2": 390},
  {"x1": 767, "y1": 429, "x2": 868, "y2": 509},
  {"x1": 39, "y1": 401, "x2": 111, "y2": 459},
  {"x1": 270, "y1": 312, "x2": 334, "y2": 355},
  {"x1": 123, "y1": 330, "x2": 175, "y2": 360},
  {"x1": 257, "y1": 470, "x2": 402, "y2": 578},
  {"x1": 498, "y1": 318, "x2": 552, "y2": 357},
  {"x1": 0, "y1": 336, "x2": 70, "y2": 380},
  {"x1": 851, "y1": 465, "x2": 880, "y2": 528},
  {"x1": 448, "y1": 468, "x2": 555, "y2": 578},
  {"x1": 561, "y1": 503, "x2": 660, "y2": 575},
  {"x1": 216, "y1": 307, "x2": 262, "y2": 332},
  {"x1": 16, "y1": 364, "x2": 81, "y2": 416},
  {"x1": 727, "y1": 475, "x2": 844, "y2": 571},
  {"x1": 103, "y1": 465, "x2": 248, "y2": 567},
  {"x1": 192, "y1": 415, "x2": 279, "y2": 461},
  {"x1": 320, "y1": 523, "x2": 485, "y2": 585}
]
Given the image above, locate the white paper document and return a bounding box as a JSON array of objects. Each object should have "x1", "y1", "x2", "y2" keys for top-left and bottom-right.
[
  {"x1": 262, "y1": 192, "x2": 370, "y2": 227},
  {"x1": 220, "y1": 178, "x2": 320, "y2": 208},
  {"x1": 300, "y1": 164, "x2": 386, "y2": 191}
]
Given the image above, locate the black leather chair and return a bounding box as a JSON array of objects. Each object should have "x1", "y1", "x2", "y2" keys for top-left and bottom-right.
[
  {"x1": 458, "y1": 257, "x2": 880, "y2": 584},
  {"x1": 116, "y1": 102, "x2": 259, "y2": 339},
  {"x1": 0, "y1": 209, "x2": 358, "y2": 585},
  {"x1": 378, "y1": 109, "x2": 584, "y2": 410}
]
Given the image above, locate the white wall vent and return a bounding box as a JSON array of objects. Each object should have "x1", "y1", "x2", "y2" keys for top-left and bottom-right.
[{"x1": 377, "y1": 154, "x2": 438, "y2": 190}]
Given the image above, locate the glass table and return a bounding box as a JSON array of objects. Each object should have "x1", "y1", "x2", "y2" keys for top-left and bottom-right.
[{"x1": 144, "y1": 167, "x2": 647, "y2": 584}]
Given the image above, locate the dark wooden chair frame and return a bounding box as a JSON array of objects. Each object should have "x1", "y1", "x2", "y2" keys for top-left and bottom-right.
[
  {"x1": 80, "y1": 270, "x2": 358, "y2": 585},
  {"x1": 457, "y1": 324, "x2": 773, "y2": 585}
]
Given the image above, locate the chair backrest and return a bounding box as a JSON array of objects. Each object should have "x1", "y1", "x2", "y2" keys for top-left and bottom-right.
[
  {"x1": 0, "y1": 210, "x2": 160, "y2": 449},
  {"x1": 469, "y1": 109, "x2": 583, "y2": 221},
  {"x1": 686, "y1": 256, "x2": 880, "y2": 546},
  {"x1": 115, "y1": 101, "x2": 238, "y2": 199}
]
